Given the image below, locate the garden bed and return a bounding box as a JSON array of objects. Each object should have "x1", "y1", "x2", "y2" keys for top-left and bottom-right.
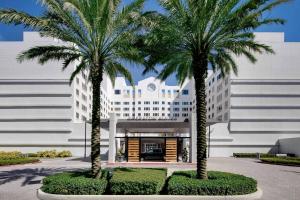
[
  {"x1": 0, "y1": 157, "x2": 40, "y2": 166},
  {"x1": 38, "y1": 168, "x2": 261, "y2": 199},
  {"x1": 167, "y1": 171, "x2": 257, "y2": 195},
  {"x1": 260, "y1": 157, "x2": 300, "y2": 166}
]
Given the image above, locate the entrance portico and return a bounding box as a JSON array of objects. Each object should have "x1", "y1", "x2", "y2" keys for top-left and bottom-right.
[{"x1": 107, "y1": 113, "x2": 216, "y2": 163}]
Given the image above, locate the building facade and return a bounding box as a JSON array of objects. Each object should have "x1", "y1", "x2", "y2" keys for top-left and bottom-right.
[{"x1": 0, "y1": 32, "x2": 300, "y2": 160}]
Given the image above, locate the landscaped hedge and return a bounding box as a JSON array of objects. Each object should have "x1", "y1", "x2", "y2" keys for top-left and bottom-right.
[
  {"x1": 109, "y1": 168, "x2": 167, "y2": 195},
  {"x1": 0, "y1": 151, "x2": 23, "y2": 159},
  {"x1": 0, "y1": 157, "x2": 40, "y2": 166},
  {"x1": 34, "y1": 150, "x2": 72, "y2": 158},
  {"x1": 167, "y1": 171, "x2": 257, "y2": 195},
  {"x1": 233, "y1": 153, "x2": 276, "y2": 158},
  {"x1": 260, "y1": 157, "x2": 300, "y2": 166},
  {"x1": 41, "y1": 170, "x2": 108, "y2": 195}
]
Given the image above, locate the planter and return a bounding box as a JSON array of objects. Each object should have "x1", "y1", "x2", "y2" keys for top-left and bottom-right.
[{"x1": 37, "y1": 188, "x2": 263, "y2": 200}]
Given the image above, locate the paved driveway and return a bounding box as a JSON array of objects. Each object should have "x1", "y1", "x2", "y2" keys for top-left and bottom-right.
[{"x1": 0, "y1": 157, "x2": 299, "y2": 200}]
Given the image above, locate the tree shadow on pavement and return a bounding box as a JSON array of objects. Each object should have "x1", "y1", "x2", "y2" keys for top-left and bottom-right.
[{"x1": 0, "y1": 167, "x2": 76, "y2": 186}]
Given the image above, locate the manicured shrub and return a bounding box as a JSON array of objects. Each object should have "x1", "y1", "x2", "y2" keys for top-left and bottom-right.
[
  {"x1": 41, "y1": 170, "x2": 108, "y2": 195},
  {"x1": 36, "y1": 150, "x2": 58, "y2": 158},
  {"x1": 167, "y1": 171, "x2": 257, "y2": 195},
  {"x1": 35, "y1": 150, "x2": 72, "y2": 158},
  {"x1": 233, "y1": 153, "x2": 275, "y2": 158},
  {"x1": 109, "y1": 168, "x2": 167, "y2": 195},
  {"x1": 57, "y1": 150, "x2": 72, "y2": 157},
  {"x1": 260, "y1": 157, "x2": 300, "y2": 166},
  {"x1": 0, "y1": 157, "x2": 39, "y2": 166},
  {"x1": 0, "y1": 151, "x2": 23, "y2": 159}
]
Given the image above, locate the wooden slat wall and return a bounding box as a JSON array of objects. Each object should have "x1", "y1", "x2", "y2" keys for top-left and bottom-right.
[
  {"x1": 165, "y1": 138, "x2": 177, "y2": 162},
  {"x1": 127, "y1": 138, "x2": 140, "y2": 162}
]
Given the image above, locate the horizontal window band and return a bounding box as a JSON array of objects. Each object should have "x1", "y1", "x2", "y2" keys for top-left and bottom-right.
[
  {"x1": 0, "y1": 94, "x2": 72, "y2": 97},
  {"x1": 0, "y1": 130, "x2": 71, "y2": 134},
  {"x1": 0, "y1": 106, "x2": 72, "y2": 109},
  {"x1": 231, "y1": 105, "x2": 300, "y2": 109}
]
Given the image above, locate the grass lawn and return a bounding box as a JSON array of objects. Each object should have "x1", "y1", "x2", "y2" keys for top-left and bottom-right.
[
  {"x1": 260, "y1": 157, "x2": 300, "y2": 166},
  {"x1": 0, "y1": 157, "x2": 40, "y2": 166}
]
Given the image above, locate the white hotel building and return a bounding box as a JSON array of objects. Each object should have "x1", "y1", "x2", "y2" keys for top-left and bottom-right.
[{"x1": 0, "y1": 32, "x2": 299, "y2": 162}]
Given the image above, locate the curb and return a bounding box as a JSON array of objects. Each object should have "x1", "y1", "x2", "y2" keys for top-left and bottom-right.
[{"x1": 37, "y1": 188, "x2": 263, "y2": 200}]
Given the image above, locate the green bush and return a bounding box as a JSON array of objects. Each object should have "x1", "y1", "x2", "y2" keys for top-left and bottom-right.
[
  {"x1": 260, "y1": 157, "x2": 300, "y2": 166},
  {"x1": 57, "y1": 150, "x2": 72, "y2": 157},
  {"x1": 167, "y1": 171, "x2": 257, "y2": 195},
  {"x1": 35, "y1": 150, "x2": 72, "y2": 158},
  {"x1": 0, "y1": 151, "x2": 23, "y2": 159},
  {"x1": 109, "y1": 168, "x2": 167, "y2": 195},
  {"x1": 233, "y1": 153, "x2": 275, "y2": 158},
  {"x1": 0, "y1": 157, "x2": 39, "y2": 166},
  {"x1": 41, "y1": 170, "x2": 108, "y2": 195}
]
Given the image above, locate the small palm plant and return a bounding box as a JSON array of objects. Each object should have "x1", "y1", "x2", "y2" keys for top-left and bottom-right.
[
  {"x1": 142, "y1": 0, "x2": 289, "y2": 179},
  {"x1": 0, "y1": 0, "x2": 147, "y2": 178}
]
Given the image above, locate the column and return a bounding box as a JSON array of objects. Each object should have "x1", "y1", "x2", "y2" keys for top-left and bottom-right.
[
  {"x1": 108, "y1": 113, "x2": 118, "y2": 163},
  {"x1": 189, "y1": 112, "x2": 197, "y2": 163}
]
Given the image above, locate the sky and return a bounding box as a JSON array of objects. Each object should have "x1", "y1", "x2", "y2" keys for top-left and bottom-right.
[{"x1": 0, "y1": 0, "x2": 299, "y2": 85}]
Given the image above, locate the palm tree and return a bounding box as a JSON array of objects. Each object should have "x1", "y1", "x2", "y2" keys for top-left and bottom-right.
[
  {"x1": 142, "y1": 0, "x2": 289, "y2": 179},
  {"x1": 0, "y1": 0, "x2": 147, "y2": 178}
]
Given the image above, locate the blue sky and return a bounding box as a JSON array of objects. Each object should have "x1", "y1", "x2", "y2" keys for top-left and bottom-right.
[{"x1": 0, "y1": 0, "x2": 299, "y2": 85}]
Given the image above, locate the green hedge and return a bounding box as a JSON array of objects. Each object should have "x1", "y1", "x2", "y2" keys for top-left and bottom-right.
[
  {"x1": 167, "y1": 171, "x2": 257, "y2": 195},
  {"x1": 41, "y1": 170, "x2": 108, "y2": 195},
  {"x1": 233, "y1": 153, "x2": 276, "y2": 158},
  {"x1": 0, "y1": 157, "x2": 40, "y2": 166},
  {"x1": 260, "y1": 157, "x2": 300, "y2": 166},
  {"x1": 109, "y1": 168, "x2": 167, "y2": 195}
]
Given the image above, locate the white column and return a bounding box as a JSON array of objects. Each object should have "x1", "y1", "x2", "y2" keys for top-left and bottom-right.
[
  {"x1": 189, "y1": 112, "x2": 197, "y2": 163},
  {"x1": 108, "y1": 113, "x2": 118, "y2": 163}
]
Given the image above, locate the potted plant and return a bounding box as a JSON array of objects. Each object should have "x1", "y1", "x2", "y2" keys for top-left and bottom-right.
[{"x1": 182, "y1": 147, "x2": 189, "y2": 162}]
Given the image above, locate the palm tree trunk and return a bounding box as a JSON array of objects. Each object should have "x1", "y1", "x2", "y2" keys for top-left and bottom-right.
[
  {"x1": 193, "y1": 56, "x2": 208, "y2": 180},
  {"x1": 91, "y1": 66, "x2": 102, "y2": 178}
]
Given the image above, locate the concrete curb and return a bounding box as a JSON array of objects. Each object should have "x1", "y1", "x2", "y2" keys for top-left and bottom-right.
[{"x1": 37, "y1": 188, "x2": 263, "y2": 200}]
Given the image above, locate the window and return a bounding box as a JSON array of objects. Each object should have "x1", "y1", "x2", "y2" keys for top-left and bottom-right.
[
  {"x1": 138, "y1": 89, "x2": 142, "y2": 97},
  {"x1": 153, "y1": 101, "x2": 159, "y2": 105},
  {"x1": 81, "y1": 115, "x2": 87, "y2": 121},
  {"x1": 225, "y1": 101, "x2": 229, "y2": 109},
  {"x1": 217, "y1": 83, "x2": 223, "y2": 92},
  {"x1": 173, "y1": 102, "x2": 179, "y2": 105},
  {"x1": 114, "y1": 107, "x2": 121, "y2": 111},
  {"x1": 123, "y1": 102, "x2": 130, "y2": 105},
  {"x1": 168, "y1": 102, "x2": 171, "y2": 105},
  {"x1": 144, "y1": 101, "x2": 150, "y2": 105},
  {"x1": 162, "y1": 89, "x2": 166, "y2": 97},
  {"x1": 123, "y1": 108, "x2": 129, "y2": 111},
  {"x1": 123, "y1": 113, "x2": 129, "y2": 117},
  {"x1": 76, "y1": 112, "x2": 79, "y2": 119},
  {"x1": 224, "y1": 112, "x2": 229, "y2": 121},
  {"x1": 182, "y1": 107, "x2": 189, "y2": 111},
  {"x1": 144, "y1": 107, "x2": 150, "y2": 111},
  {"x1": 182, "y1": 113, "x2": 189, "y2": 117},
  {"x1": 114, "y1": 102, "x2": 121, "y2": 105},
  {"x1": 153, "y1": 107, "x2": 159, "y2": 111},
  {"x1": 76, "y1": 101, "x2": 79, "y2": 108},
  {"x1": 114, "y1": 89, "x2": 121, "y2": 95},
  {"x1": 162, "y1": 101, "x2": 165, "y2": 105},
  {"x1": 217, "y1": 73, "x2": 222, "y2": 80},
  {"x1": 153, "y1": 113, "x2": 159, "y2": 117},
  {"x1": 144, "y1": 113, "x2": 150, "y2": 116},
  {"x1": 173, "y1": 113, "x2": 179, "y2": 117},
  {"x1": 82, "y1": 105, "x2": 87, "y2": 112},
  {"x1": 182, "y1": 90, "x2": 189, "y2": 95},
  {"x1": 82, "y1": 94, "x2": 87, "y2": 101},
  {"x1": 217, "y1": 94, "x2": 222, "y2": 103},
  {"x1": 138, "y1": 101, "x2": 141, "y2": 104},
  {"x1": 173, "y1": 107, "x2": 180, "y2": 111},
  {"x1": 138, "y1": 107, "x2": 141, "y2": 111},
  {"x1": 82, "y1": 83, "x2": 87, "y2": 91},
  {"x1": 225, "y1": 89, "x2": 229, "y2": 97},
  {"x1": 76, "y1": 89, "x2": 79, "y2": 96},
  {"x1": 182, "y1": 102, "x2": 189, "y2": 105}
]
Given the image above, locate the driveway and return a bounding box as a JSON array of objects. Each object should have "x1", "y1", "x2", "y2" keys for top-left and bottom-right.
[{"x1": 0, "y1": 157, "x2": 299, "y2": 200}]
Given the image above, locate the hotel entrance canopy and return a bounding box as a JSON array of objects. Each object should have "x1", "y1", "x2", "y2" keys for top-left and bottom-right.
[{"x1": 105, "y1": 113, "x2": 218, "y2": 163}]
